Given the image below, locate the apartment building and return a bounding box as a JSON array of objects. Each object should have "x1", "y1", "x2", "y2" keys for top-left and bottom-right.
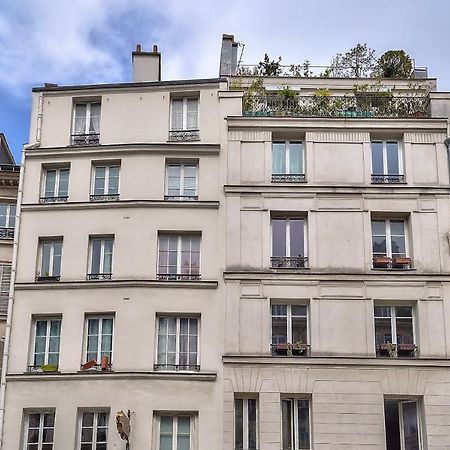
[{"x1": 2, "y1": 34, "x2": 450, "y2": 450}]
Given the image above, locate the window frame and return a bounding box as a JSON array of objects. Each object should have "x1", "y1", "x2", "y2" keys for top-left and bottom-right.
[
  {"x1": 281, "y1": 397, "x2": 312, "y2": 450},
  {"x1": 22, "y1": 410, "x2": 56, "y2": 450},
  {"x1": 271, "y1": 304, "x2": 309, "y2": 345},
  {"x1": 371, "y1": 218, "x2": 409, "y2": 259},
  {"x1": 154, "y1": 413, "x2": 197, "y2": 450},
  {"x1": 37, "y1": 238, "x2": 63, "y2": 279},
  {"x1": 82, "y1": 315, "x2": 114, "y2": 366},
  {"x1": 164, "y1": 162, "x2": 199, "y2": 200},
  {"x1": 77, "y1": 409, "x2": 109, "y2": 450},
  {"x1": 374, "y1": 305, "x2": 416, "y2": 346},
  {"x1": 41, "y1": 167, "x2": 70, "y2": 201},
  {"x1": 72, "y1": 102, "x2": 101, "y2": 136},
  {"x1": 90, "y1": 163, "x2": 120, "y2": 198},
  {"x1": 0, "y1": 203, "x2": 16, "y2": 228},
  {"x1": 272, "y1": 141, "x2": 305, "y2": 175},
  {"x1": 371, "y1": 140, "x2": 404, "y2": 176},
  {"x1": 170, "y1": 97, "x2": 199, "y2": 131},
  {"x1": 87, "y1": 236, "x2": 114, "y2": 279},
  {"x1": 234, "y1": 397, "x2": 258, "y2": 450},
  {"x1": 271, "y1": 217, "x2": 308, "y2": 258},
  {"x1": 30, "y1": 317, "x2": 62, "y2": 369}
]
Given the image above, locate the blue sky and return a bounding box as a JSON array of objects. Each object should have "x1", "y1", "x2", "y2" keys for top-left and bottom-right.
[{"x1": 1, "y1": 0, "x2": 449, "y2": 162}]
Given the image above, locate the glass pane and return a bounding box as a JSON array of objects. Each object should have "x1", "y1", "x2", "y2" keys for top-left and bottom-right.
[
  {"x1": 386, "y1": 142, "x2": 400, "y2": 175},
  {"x1": 177, "y1": 416, "x2": 190, "y2": 434},
  {"x1": 98, "y1": 413, "x2": 108, "y2": 426},
  {"x1": 8, "y1": 205, "x2": 16, "y2": 228},
  {"x1": 88, "y1": 319, "x2": 99, "y2": 335},
  {"x1": 48, "y1": 337, "x2": 60, "y2": 352},
  {"x1": 289, "y1": 219, "x2": 304, "y2": 257},
  {"x1": 396, "y1": 306, "x2": 412, "y2": 318},
  {"x1": 371, "y1": 220, "x2": 386, "y2": 236},
  {"x1": 390, "y1": 220, "x2": 405, "y2": 235},
  {"x1": 272, "y1": 219, "x2": 286, "y2": 257},
  {"x1": 28, "y1": 413, "x2": 41, "y2": 428},
  {"x1": 272, "y1": 315, "x2": 287, "y2": 344},
  {"x1": 371, "y1": 142, "x2": 384, "y2": 174},
  {"x1": 27, "y1": 429, "x2": 39, "y2": 443},
  {"x1": 58, "y1": 169, "x2": 69, "y2": 197},
  {"x1": 396, "y1": 318, "x2": 414, "y2": 344},
  {"x1": 81, "y1": 427, "x2": 93, "y2": 442},
  {"x1": 391, "y1": 236, "x2": 406, "y2": 256},
  {"x1": 289, "y1": 142, "x2": 303, "y2": 174},
  {"x1": 160, "y1": 436, "x2": 172, "y2": 450},
  {"x1": 43, "y1": 412, "x2": 54, "y2": 427},
  {"x1": 36, "y1": 321, "x2": 48, "y2": 337},
  {"x1": 41, "y1": 242, "x2": 52, "y2": 275},
  {"x1": 44, "y1": 171, "x2": 56, "y2": 197},
  {"x1": 374, "y1": 306, "x2": 391, "y2": 318},
  {"x1": 298, "y1": 399, "x2": 310, "y2": 449},
  {"x1": 102, "y1": 318, "x2": 113, "y2": 335},
  {"x1": 42, "y1": 428, "x2": 54, "y2": 443},
  {"x1": 171, "y1": 99, "x2": 184, "y2": 130},
  {"x1": 375, "y1": 318, "x2": 392, "y2": 344},
  {"x1": 272, "y1": 142, "x2": 286, "y2": 174},
  {"x1": 160, "y1": 416, "x2": 173, "y2": 433},
  {"x1": 91, "y1": 240, "x2": 102, "y2": 273},
  {"x1": 186, "y1": 98, "x2": 198, "y2": 129},
  {"x1": 248, "y1": 399, "x2": 257, "y2": 449},
  {"x1": 372, "y1": 235, "x2": 387, "y2": 255},
  {"x1": 0, "y1": 205, "x2": 6, "y2": 227},
  {"x1": 235, "y1": 398, "x2": 244, "y2": 448},
  {"x1": 402, "y1": 402, "x2": 420, "y2": 450},
  {"x1": 94, "y1": 167, "x2": 106, "y2": 195},
  {"x1": 82, "y1": 412, "x2": 94, "y2": 427},
  {"x1": 50, "y1": 320, "x2": 61, "y2": 336},
  {"x1": 292, "y1": 316, "x2": 307, "y2": 343},
  {"x1": 281, "y1": 400, "x2": 292, "y2": 450}
]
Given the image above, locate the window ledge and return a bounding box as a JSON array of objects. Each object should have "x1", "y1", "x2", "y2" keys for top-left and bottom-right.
[{"x1": 371, "y1": 268, "x2": 416, "y2": 272}]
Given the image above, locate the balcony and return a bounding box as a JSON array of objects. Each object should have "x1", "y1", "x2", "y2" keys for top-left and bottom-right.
[
  {"x1": 271, "y1": 343, "x2": 310, "y2": 357},
  {"x1": 89, "y1": 194, "x2": 120, "y2": 202},
  {"x1": 86, "y1": 273, "x2": 112, "y2": 281},
  {"x1": 0, "y1": 227, "x2": 14, "y2": 240},
  {"x1": 376, "y1": 343, "x2": 417, "y2": 358},
  {"x1": 153, "y1": 364, "x2": 200, "y2": 371},
  {"x1": 0, "y1": 164, "x2": 20, "y2": 172},
  {"x1": 36, "y1": 275, "x2": 60, "y2": 282},
  {"x1": 71, "y1": 133, "x2": 100, "y2": 146},
  {"x1": 27, "y1": 364, "x2": 59, "y2": 373},
  {"x1": 372, "y1": 256, "x2": 411, "y2": 269},
  {"x1": 371, "y1": 174, "x2": 405, "y2": 184},
  {"x1": 243, "y1": 94, "x2": 429, "y2": 118},
  {"x1": 156, "y1": 273, "x2": 201, "y2": 281},
  {"x1": 39, "y1": 196, "x2": 68, "y2": 204},
  {"x1": 164, "y1": 195, "x2": 198, "y2": 201},
  {"x1": 271, "y1": 173, "x2": 306, "y2": 183},
  {"x1": 271, "y1": 256, "x2": 308, "y2": 269},
  {"x1": 168, "y1": 130, "x2": 200, "y2": 142}
]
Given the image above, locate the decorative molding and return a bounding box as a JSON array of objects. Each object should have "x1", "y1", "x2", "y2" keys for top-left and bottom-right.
[
  {"x1": 228, "y1": 130, "x2": 271, "y2": 142},
  {"x1": 306, "y1": 131, "x2": 370, "y2": 143},
  {"x1": 404, "y1": 132, "x2": 447, "y2": 143}
]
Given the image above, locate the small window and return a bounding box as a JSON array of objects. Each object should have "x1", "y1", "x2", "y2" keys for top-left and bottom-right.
[
  {"x1": 155, "y1": 414, "x2": 195, "y2": 450},
  {"x1": 87, "y1": 237, "x2": 114, "y2": 280},
  {"x1": 0, "y1": 204, "x2": 16, "y2": 239},
  {"x1": 37, "y1": 239, "x2": 63, "y2": 281},
  {"x1": 384, "y1": 399, "x2": 423, "y2": 450},
  {"x1": 281, "y1": 398, "x2": 311, "y2": 449},
  {"x1": 271, "y1": 217, "x2": 307, "y2": 268},
  {"x1": 375, "y1": 305, "x2": 416, "y2": 357},
  {"x1": 90, "y1": 164, "x2": 120, "y2": 201},
  {"x1": 23, "y1": 410, "x2": 55, "y2": 450},
  {"x1": 169, "y1": 97, "x2": 199, "y2": 142},
  {"x1": 41, "y1": 168, "x2": 69, "y2": 203},
  {"x1": 272, "y1": 141, "x2": 305, "y2": 183},
  {"x1": 30, "y1": 318, "x2": 61, "y2": 372},
  {"x1": 371, "y1": 141, "x2": 404, "y2": 183},
  {"x1": 165, "y1": 163, "x2": 198, "y2": 201},
  {"x1": 155, "y1": 316, "x2": 199, "y2": 371},
  {"x1": 235, "y1": 397, "x2": 258, "y2": 450},
  {"x1": 157, "y1": 234, "x2": 200, "y2": 281},
  {"x1": 72, "y1": 102, "x2": 101, "y2": 145},
  {"x1": 83, "y1": 316, "x2": 113, "y2": 370},
  {"x1": 78, "y1": 410, "x2": 109, "y2": 450}
]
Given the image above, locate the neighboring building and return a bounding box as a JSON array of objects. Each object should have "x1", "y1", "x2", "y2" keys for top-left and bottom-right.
[{"x1": 2, "y1": 35, "x2": 450, "y2": 450}]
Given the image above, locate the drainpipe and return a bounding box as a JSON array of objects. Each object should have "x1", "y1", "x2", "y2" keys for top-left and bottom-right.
[
  {"x1": 0, "y1": 142, "x2": 37, "y2": 448},
  {"x1": 36, "y1": 92, "x2": 43, "y2": 144},
  {"x1": 446, "y1": 137, "x2": 450, "y2": 185}
]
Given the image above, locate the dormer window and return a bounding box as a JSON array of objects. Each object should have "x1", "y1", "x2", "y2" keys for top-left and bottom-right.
[
  {"x1": 169, "y1": 97, "x2": 199, "y2": 142},
  {"x1": 72, "y1": 102, "x2": 101, "y2": 145}
]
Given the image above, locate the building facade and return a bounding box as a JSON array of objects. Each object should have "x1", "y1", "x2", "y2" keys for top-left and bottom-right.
[{"x1": 2, "y1": 36, "x2": 450, "y2": 449}]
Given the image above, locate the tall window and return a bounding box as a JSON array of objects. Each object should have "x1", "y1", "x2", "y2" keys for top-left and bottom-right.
[
  {"x1": 372, "y1": 219, "x2": 409, "y2": 268},
  {"x1": 23, "y1": 411, "x2": 55, "y2": 450},
  {"x1": 0, "y1": 204, "x2": 16, "y2": 239},
  {"x1": 235, "y1": 398, "x2": 257, "y2": 450},
  {"x1": 156, "y1": 317, "x2": 199, "y2": 371},
  {"x1": 37, "y1": 239, "x2": 62, "y2": 281},
  {"x1": 87, "y1": 237, "x2": 113, "y2": 280},
  {"x1": 384, "y1": 399, "x2": 422, "y2": 450},
  {"x1": 157, "y1": 415, "x2": 194, "y2": 450},
  {"x1": 91, "y1": 165, "x2": 120, "y2": 201},
  {"x1": 41, "y1": 168, "x2": 69, "y2": 203},
  {"x1": 32, "y1": 319, "x2": 61, "y2": 370},
  {"x1": 79, "y1": 411, "x2": 109, "y2": 450},
  {"x1": 157, "y1": 234, "x2": 200, "y2": 280},
  {"x1": 271, "y1": 217, "x2": 306, "y2": 268},
  {"x1": 374, "y1": 305, "x2": 415, "y2": 357},
  {"x1": 169, "y1": 97, "x2": 199, "y2": 142},
  {"x1": 272, "y1": 141, "x2": 305, "y2": 182},
  {"x1": 72, "y1": 102, "x2": 101, "y2": 145},
  {"x1": 371, "y1": 141, "x2": 404, "y2": 183},
  {"x1": 282, "y1": 398, "x2": 311, "y2": 450},
  {"x1": 165, "y1": 163, "x2": 198, "y2": 200},
  {"x1": 84, "y1": 316, "x2": 113, "y2": 367}
]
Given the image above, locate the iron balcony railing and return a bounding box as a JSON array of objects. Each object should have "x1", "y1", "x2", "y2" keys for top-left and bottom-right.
[
  {"x1": 27, "y1": 365, "x2": 59, "y2": 373},
  {"x1": 154, "y1": 364, "x2": 200, "y2": 371},
  {"x1": 156, "y1": 273, "x2": 201, "y2": 281},
  {"x1": 0, "y1": 227, "x2": 14, "y2": 240},
  {"x1": 89, "y1": 194, "x2": 120, "y2": 202},
  {"x1": 243, "y1": 94, "x2": 430, "y2": 118},
  {"x1": 0, "y1": 164, "x2": 20, "y2": 172},
  {"x1": 87, "y1": 273, "x2": 112, "y2": 281},
  {"x1": 271, "y1": 256, "x2": 308, "y2": 269},
  {"x1": 164, "y1": 195, "x2": 198, "y2": 201},
  {"x1": 39, "y1": 196, "x2": 68, "y2": 204},
  {"x1": 371, "y1": 174, "x2": 406, "y2": 184},
  {"x1": 168, "y1": 130, "x2": 200, "y2": 142},
  {"x1": 36, "y1": 275, "x2": 61, "y2": 282},
  {"x1": 271, "y1": 173, "x2": 306, "y2": 183},
  {"x1": 71, "y1": 133, "x2": 100, "y2": 146}
]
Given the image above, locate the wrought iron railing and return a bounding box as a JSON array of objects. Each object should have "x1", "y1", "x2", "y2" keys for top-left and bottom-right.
[
  {"x1": 271, "y1": 343, "x2": 310, "y2": 357},
  {"x1": 0, "y1": 164, "x2": 20, "y2": 172},
  {"x1": 371, "y1": 174, "x2": 406, "y2": 184},
  {"x1": 0, "y1": 227, "x2": 14, "y2": 240},
  {"x1": 80, "y1": 363, "x2": 113, "y2": 371},
  {"x1": 243, "y1": 95, "x2": 430, "y2": 118},
  {"x1": 154, "y1": 364, "x2": 200, "y2": 371},
  {"x1": 36, "y1": 275, "x2": 61, "y2": 282},
  {"x1": 271, "y1": 173, "x2": 306, "y2": 183},
  {"x1": 71, "y1": 133, "x2": 100, "y2": 145},
  {"x1": 164, "y1": 195, "x2": 198, "y2": 201},
  {"x1": 39, "y1": 196, "x2": 68, "y2": 204},
  {"x1": 376, "y1": 343, "x2": 417, "y2": 358},
  {"x1": 89, "y1": 194, "x2": 120, "y2": 202},
  {"x1": 168, "y1": 130, "x2": 200, "y2": 142},
  {"x1": 87, "y1": 273, "x2": 112, "y2": 281},
  {"x1": 271, "y1": 256, "x2": 308, "y2": 269},
  {"x1": 27, "y1": 365, "x2": 59, "y2": 373},
  {"x1": 156, "y1": 273, "x2": 201, "y2": 281}
]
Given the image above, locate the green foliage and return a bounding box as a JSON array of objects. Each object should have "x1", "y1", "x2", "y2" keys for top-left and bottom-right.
[
  {"x1": 329, "y1": 43, "x2": 377, "y2": 77},
  {"x1": 255, "y1": 54, "x2": 282, "y2": 76},
  {"x1": 277, "y1": 85, "x2": 298, "y2": 98},
  {"x1": 289, "y1": 60, "x2": 313, "y2": 77},
  {"x1": 229, "y1": 78, "x2": 243, "y2": 90},
  {"x1": 378, "y1": 50, "x2": 413, "y2": 78},
  {"x1": 313, "y1": 88, "x2": 332, "y2": 97}
]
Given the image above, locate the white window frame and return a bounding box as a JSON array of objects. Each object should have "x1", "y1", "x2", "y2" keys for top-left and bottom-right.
[
  {"x1": 165, "y1": 163, "x2": 199, "y2": 199},
  {"x1": 91, "y1": 164, "x2": 120, "y2": 196},
  {"x1": 77, "y1": 410, "x2": 109, "y2": 450},
  {"x1": 72, "y1": 102, "x2": 101, "y2": 135},
  {"x1": 374, "y1": 305, "x2": 415, "y2": 346},
  {"x1": 271, "y1": 304, "x2": 309, "y2": 345},
  {"x1": 272, "y1": 141, "x2": 305, "y2": 175},
  {"x1": 154, "y1": 414, "x2": 197, "y2": 450},
  {"x1": 83, "y1": 315, "x2": 114, "y2": 364},
  {"x1": 281, "y1": 398, "x2": 311, "y2": 450},
  {"x1": 234, "y1": 397, "x2": 258, "y2": 450},
  {"x1": 88, "y1": 237, "x2": 114, "y2": 276},
  {"x1": 23, "y1": 410, "x2": 56, "y2": 450},
  {"x1": 38, "y1": 239, "x2": 63, "y2": 278},
  {"x1": 371, "y1": 140, "x2": 403, "y2": 175},
  {"x1": 0, "y1": 204, "x2": 16, "y2": 228},
  {"x1": 170, "y1": 97, "x2": 199, "y2": 131},
  {"x1": 157, "y1": 234, "x2": 201, "y2": 276},
  {"x1": 30, "y1": 318, "x2": 62, "y2": 368},
  {"x1": 155, "y1": 316, "x2": 200, "y2": 370},
  {"x1": 42, "y1": 168, "x2": 69, "y2": 198},
  {"x1": 372, "y1": 218, "x2": 408, "y2": 258},
  {"x1": 271, "y1": 217, "x2": 308, "y2": 258}
]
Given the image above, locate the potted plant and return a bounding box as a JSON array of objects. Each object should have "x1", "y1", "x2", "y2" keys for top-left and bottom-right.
[
  {"x1": 41, "y1": 364, "x2": 58, "y2": 372},
  {"x1": 373, "y1": 255, "x2": 391, "y2": 268},
  {"x1": 377, "y1": 342, "x2": 397, "y2": 358}
]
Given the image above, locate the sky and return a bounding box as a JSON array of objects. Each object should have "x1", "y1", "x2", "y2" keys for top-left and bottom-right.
[{"x1": 1, "y1": 0, "x2": 449, "y2": 161}]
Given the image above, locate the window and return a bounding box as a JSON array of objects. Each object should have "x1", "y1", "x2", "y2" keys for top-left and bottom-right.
[
  {"x1": 23, "y1": 411, "x2": 55, "y2": 450},
  {"x1": 271, "y1": 305, "x2": 308, "y2": 356},
  {"x1": 156, "y1": 415, "x2": 194, "y2": 450},
  {"x1": 374, "y1": 305, "x2": 416, "y2": 357},
  {"x1": 155, "y1": 317, "x2": 199, "y2": 371},
  {"x1": 0, "y1": 204, "x2": 15, "y2": 239},
  {"x1": 235, "y1": 398, "x2": 257, "y2": 450},
  {"x1": 169, "y1": 97, "x2": 199, "y2": 141},
  {"x1": 31, "y1": 319, "x2": 61, "y2": 371},
  {"x1": 37, "y1": 239, "x2": 62, "y2": 281},
  {"x1": 271, "y1": 217, "x2": 307, "y2": 268},
  {"x1": 371, "y1": 141, "x2": 404, "y2": 183},
  {"x1": 372, "y1": 219, "x2": 410, "y2": 269},
  {"x1": 157, "y1": 234, "x2": 200, "y2": 281},
  {"x1": 281, "y1": 398, "x2": 311, "y2": 449},
  {"x1": 91, "y1": 165, "x2": 120, "y2": 201},
  {"x1": 83, "y1": 316, "x2": 113, "y2": 369},
  {"x1": 41, "y1": 168, "x2": 69, "y2": 203},
  {"x1": 384, "y1": 399, "x2": 422, "y2": 450},
  {"x1": 165, "y1": 163, "x2": 198, "y2": 200},
  {"x1": 87, "y1": 237, "x2": 113, "y2": 280},
  {"x1": 79, "y1": 411, "x2": 109, "y2": 450},
  {"x1": 272, "y1": 141, "x2": 305, "y2": 182},
  {"x1": 72, "y1": 102, "x2": 101, "y2": 145}
]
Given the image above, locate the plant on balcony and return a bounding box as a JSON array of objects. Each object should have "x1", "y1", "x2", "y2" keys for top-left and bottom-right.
[
  {"x1": 377, "y1": 342, "x2": 397, "y2": 358},
  {"x1": 288, "y1": 60, "x2": 313, "y2": 77},
  {"x1": 255, "y1": 53, "x2": 282, "y2": 76},
  {"x1": 377, "y1": 50, "x2": 413, "y2": 78},
  {"x1": 329, "y1": 43, "x2": 378, "y2": 77}
]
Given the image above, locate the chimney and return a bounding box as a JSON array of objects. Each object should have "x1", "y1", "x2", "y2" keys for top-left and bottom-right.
[
  {"x1": 132, "y1": 44, "x2": 161, "y2": 82},
  {"x1": 219, "y1": 34, "x2": 238, "y2": 77}
]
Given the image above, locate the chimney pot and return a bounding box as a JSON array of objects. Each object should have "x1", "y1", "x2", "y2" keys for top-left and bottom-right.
[
  {"x1": 136, "y1": 44, "x2": 142, "y2": 53},
  {"x1": 153, "y1": 44, "x2": 158, "y2": 53}
]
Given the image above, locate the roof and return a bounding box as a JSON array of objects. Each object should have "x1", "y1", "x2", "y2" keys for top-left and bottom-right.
[{"x1": 0, "y1": 134, "x2": 16, "y2": 165}]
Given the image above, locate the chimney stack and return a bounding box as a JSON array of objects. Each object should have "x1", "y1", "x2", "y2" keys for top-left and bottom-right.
[
  {"x1": 219, "y1": 34, "x2": 238, "y2": 77},
  {"x1": 132, "y1": 44, "x2": 161, "y2": 82}
]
